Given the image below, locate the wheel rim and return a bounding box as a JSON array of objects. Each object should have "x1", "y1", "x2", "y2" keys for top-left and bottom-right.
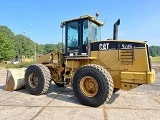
[
  {"x1": 28, "y1": 72, "x2": 39, "y2": 88},
  {"x1": 80, "y1": 76, "x2": 99, "y2": 97}
]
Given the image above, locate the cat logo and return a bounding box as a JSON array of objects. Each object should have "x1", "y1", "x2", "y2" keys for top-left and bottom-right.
[{"x1": 99, "y1": 43, "x2": 110, "y2": 50}]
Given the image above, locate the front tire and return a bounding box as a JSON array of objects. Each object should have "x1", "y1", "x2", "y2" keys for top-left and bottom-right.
[
  {"x1": 25, "y1": 64, "x2": 51, "y2": 95},
  {"x1": 73, "y1": 64, "x2": 114, "y2": 107}
]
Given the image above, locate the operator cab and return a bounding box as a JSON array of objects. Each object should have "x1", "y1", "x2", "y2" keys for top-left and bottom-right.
[{"x1": 61, "y1": 15, "x2": 103, "y2": 56}]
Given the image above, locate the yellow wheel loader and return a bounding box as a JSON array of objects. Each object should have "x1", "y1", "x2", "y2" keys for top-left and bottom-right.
[{"x1": 6, "y1": 14, "x2": 155, "y2": 107}]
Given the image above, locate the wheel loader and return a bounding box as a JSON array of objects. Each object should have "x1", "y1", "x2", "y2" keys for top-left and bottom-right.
[{"x1": 6, "y1": 14, "x2": 155, "y2": 107}]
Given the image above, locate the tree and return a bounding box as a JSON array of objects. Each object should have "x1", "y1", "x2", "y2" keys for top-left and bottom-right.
[
  {"x1": 36, "y1": 44, "x2": 44, "y2": 55},
  {"x1": 0, "y1": 26, "x2": 15, "y2": 41},
  {"x1": 0, "y1": 25, "x2": 66, "y2": 60},
  {"x1": 44, "y1": 44, "x2": 56, "y2": 53},
  {"x1": 0, "y1": 26, "x2": 16, "y2": 60},
  {"x1": 56, "y1": 42, "x2": 64, "y2": 52},
  {"x1": 149, "y1": 46, "x2": 160, "y2": 57},
  {"x1": 43, "y1": 42, "x2": 64, "y2": 54},
  {"x1": 0, "y1": 33, "x2": 16, "y2": 60},
  {"x1": 15, "y1": 34, "x2": 35, "y2": 58}
]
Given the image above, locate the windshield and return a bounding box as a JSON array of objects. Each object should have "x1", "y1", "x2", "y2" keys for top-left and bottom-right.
[
  {"x1": 65, "y1": 19, "x2": 101, "y2": 48},
  {"x1": 66, "y1": 21, "x2": 78, "y2": 47}
]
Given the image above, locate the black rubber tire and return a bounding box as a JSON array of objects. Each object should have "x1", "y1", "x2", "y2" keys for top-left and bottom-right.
[
  {"x1": 25, "y1": 64, "x2": 51, "y2": 95},
  {"x1": 73, "y1": 64, "x2": 114, "y2": 107}
]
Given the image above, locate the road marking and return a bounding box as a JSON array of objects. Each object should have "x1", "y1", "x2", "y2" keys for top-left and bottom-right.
[
  {"x1": 103, "y1": 104, "x2": 108, "y2": 120},
  {"x1": 30, "y1": 89, "x2": 66, "y2": 120}
]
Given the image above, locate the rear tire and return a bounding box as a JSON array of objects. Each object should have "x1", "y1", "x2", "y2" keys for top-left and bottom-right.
[
  {"x1": 73, "y1": 64, "x2": 114, "y2": 107},
  {"x1": 25, "y1": 64, "x2": 51, "y2": 95}
]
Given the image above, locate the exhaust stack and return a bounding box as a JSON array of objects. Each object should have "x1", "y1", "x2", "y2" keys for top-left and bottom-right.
[{"x1": 113, "y1": 19, "x2": 120, "y2": 40}]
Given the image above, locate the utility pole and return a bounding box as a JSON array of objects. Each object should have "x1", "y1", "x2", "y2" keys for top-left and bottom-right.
[{"x1": 22, "y1": 31, "x2": 36, "y2": 63}]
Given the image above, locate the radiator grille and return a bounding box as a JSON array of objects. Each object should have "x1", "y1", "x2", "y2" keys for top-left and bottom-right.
[{"x1": 120, "y1": 49, "x2": 133, "y2": 65}]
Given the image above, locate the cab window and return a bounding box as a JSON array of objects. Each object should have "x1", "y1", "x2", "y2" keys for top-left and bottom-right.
[
  {"x1": 67, "y1": 21, "x2": 78, "y2": 47},
  {"x1": 88, "y1": 21, "x2": 101, "y2": 41},
  {"x1": 83, "y1": 20, "x2": 88, "y2": 44}
]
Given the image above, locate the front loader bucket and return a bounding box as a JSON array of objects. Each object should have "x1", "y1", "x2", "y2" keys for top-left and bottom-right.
[{"x1": 5, "y1": 68, "x2": 26, "y2": 91}]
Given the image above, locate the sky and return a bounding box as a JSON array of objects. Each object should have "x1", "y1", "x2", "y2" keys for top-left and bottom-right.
[{"x1": 0, "y1": 0, "x2": 160, "y2": 46}]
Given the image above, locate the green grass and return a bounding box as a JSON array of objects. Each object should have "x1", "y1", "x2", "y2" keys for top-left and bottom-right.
[
  {"x1": 151, "y1": 56, "x2": 160, "y2": 63},
  {"x1": 5, "y1": 62, "x2": 32, "y2": 68}
]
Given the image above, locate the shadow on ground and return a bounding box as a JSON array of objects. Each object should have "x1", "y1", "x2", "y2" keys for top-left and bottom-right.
[
  {"x1": 106, "y1": 93, "x2": 120, "y2": 104},
  {"x1": 0, "y1": 85, "x2": 5, "y2": 90},
  {"x1": 0, "y1": 82, "x2": 121, "y2": 106}
]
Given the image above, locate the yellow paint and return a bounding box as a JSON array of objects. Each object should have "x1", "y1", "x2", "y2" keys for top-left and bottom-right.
[
  {"x1": 121, "y1": 83, "x2": 138, "y2": 91},
  {"x1": 147, "y1": 69, "x2": 156, "y2": 84},
  {"x1": 121, "y1": 72, "x2": 146, "y2": 84},
  {"x1": 35, "y1": 43, "x2": 155, "y2": 91},
  {"x1": 61, "y1": 15, "x2": 103, "y2": 27},
  {"x1": 88, "y1": 45, "x2": 155, "y2": 90}
]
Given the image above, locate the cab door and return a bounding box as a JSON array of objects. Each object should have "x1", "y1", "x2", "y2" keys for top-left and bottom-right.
[{"x1": 65, "y1": 19, "x2": 89, "y2": 56}]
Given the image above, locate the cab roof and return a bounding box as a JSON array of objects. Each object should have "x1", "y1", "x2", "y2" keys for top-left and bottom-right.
[{"x1": 61, "y1": 15, "x2": 104, "y2": 27}]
